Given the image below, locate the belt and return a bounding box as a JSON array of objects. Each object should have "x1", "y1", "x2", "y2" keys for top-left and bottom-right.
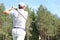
[{"x1": 13, "y1": 27, "x2": 25, "y2": 31}]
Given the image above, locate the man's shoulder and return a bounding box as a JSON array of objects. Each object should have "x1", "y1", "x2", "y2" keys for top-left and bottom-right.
[
  {"x1": 9, "y1": 9, "x2": 18, "y2": 15},
  {"x1": 10, "y1": 9, "x2": 18, "y2": 13},
  {"x1": 24, "y1": 11, "x2": 28, "y2": 15},
  {"x1": 24, "y1": 11, "x2": 28, "y2": 14}
]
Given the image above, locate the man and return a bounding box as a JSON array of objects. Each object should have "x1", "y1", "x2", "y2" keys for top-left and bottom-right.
[{"x1": 3, "y1": 2, "x2": 28, "y2": 40}]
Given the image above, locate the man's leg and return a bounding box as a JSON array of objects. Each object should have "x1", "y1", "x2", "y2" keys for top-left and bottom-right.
[
  {"x1": 17, "y1": 29, "x2": 26, "y2": 40},
  {"x1": 17, "y1": 35, "x2": 25, "y2": 40},
  {"x1": 12, "y1": 29, "x2": 17, "y2": 40},
  {"x1": 16, "y1": 28, "x2": 26, "y2": 40}
]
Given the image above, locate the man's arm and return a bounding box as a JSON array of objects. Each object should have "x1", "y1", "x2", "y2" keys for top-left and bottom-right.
[{"x1": 3, "y1": 8, "x2": 13, "y2": 15}]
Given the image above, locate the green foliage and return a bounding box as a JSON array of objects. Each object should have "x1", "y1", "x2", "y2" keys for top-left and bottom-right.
[
  {"x1": 0, "y1": 3, "x2": 13, "y2": 40},
  {"x1": 36, "y1": 5, "x2": 59, "y2": 40},
  {"x1": 56, "y1": 19, "x2": 60, "y2": 40},
  {"x1": 25, "y1": 6, "x2": 39, "y2": 40}
]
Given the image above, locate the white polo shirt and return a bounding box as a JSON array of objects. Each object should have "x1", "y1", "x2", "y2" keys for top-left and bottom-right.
[{"x1": 10, "y1": 9, "x2": 28, "y2": 29}]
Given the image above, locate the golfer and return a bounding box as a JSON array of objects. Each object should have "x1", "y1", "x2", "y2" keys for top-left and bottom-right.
[{"x1": 3, "y1": 2, "x2": 28, "y2": 40}]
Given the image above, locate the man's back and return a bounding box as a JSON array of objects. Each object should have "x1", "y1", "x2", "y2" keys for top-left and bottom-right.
[{"x1": 10, "y1": 9, "x2": 28, "y2": 28}]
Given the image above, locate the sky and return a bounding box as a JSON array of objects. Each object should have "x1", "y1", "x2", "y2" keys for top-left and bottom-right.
[{"x1": 0, "y1": 0, "x2": 60, "y2": 17}]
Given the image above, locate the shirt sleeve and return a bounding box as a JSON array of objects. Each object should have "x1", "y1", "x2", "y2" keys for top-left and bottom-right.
[
  {"x1": 10, "y1": 10, "x2": 14, "y2": 15},
  {"x1": 9, "y1": 9, "x2": 15, "y2": 18}
]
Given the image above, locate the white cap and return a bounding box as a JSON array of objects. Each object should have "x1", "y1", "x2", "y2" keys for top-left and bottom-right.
[{"x1": 19, "y1": 2, "x2": 26, "y2": 7}]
